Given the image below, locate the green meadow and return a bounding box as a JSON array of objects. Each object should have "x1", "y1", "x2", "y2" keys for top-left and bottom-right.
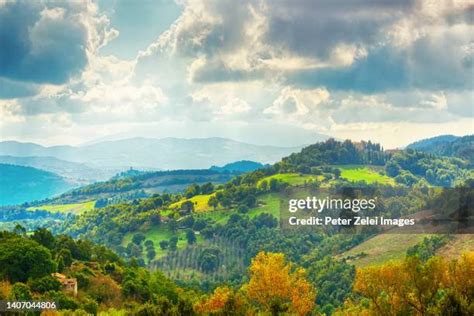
[
  {"x1": 122, "y1": 227, "x2": 204, "y2": 259},
  {"x1": 336, "y1": 165, "x2": 396, "y2": 185},
  {"x1": 258, "y1": 173, "x2": 323, "y2": 186},
  {"x1": 169, "y1": 192, "x2": 217, "y2": 212},
  {"x1": 27, "y1": 200, "x2": 96, "y2": 214}
]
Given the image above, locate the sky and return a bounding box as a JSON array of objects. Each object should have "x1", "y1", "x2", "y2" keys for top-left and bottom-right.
[{"x1": 0, "y1": 0, "x2": 473, "y2": 148}]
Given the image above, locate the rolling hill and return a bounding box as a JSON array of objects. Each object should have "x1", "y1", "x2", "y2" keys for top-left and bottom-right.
[
  {"x1": 210, "y1": 160, "x2": 264, "y2": 172},
  {"x1": 407, "y1": 135, "x2": 460, "y2": 150},
  {"x1": 407, "y1": 134, "x2": 474, "y2": 165},
  {"x1": 0, "y1": 155, "x2": 114, "y2": 182},
  {"x1": 339, "y1": 233, "x2": 474, "y2": 267},
  {"x1": 0, "y1": 164, "x2": 75, "y2": 206},
  {"x1": 47, "y1": 169, "x2": 239, "y2": 204}
]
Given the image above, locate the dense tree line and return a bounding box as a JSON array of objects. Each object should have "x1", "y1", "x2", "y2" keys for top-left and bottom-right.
[
  {"x1": 63, "y1": 169, "x2": 235, "y2": 197},
  {"x1": 409, "y1": 135, "x2": 474, "y2": 166},
  {"x1": 386, "y1": 149, "x2": 471, "y2": 187},
  {"x1": 279, "y1": 139, "x2": 388, "y2": 173}
]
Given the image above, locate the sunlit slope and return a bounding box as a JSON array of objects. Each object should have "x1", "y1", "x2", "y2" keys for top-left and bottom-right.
[
  {"x1": 27, "y1": 200, "x2": 96, "y2": 214},
  {"x1": 257, "y1": 173, "x2": 323, "y2": 186},
  {"x1": 339, "y1": 234, "x2": 474, "y2": 267},
  {"x1": 169, "y1": 193, "x2": 217, "y2": 212},
  {"x1": 337, "y1": 165, "x2": 396, "y2": 185}
]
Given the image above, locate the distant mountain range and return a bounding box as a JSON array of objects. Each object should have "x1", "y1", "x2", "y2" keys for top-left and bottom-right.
[
  {"x1": 0, "y1": 137, "x2": 303, "y2": 171},
  {"x1": 0, "y1": 164, "x2": 75, "y2": 206},
  {"x1": 407, "y1": 134, "x2": 473, "y2": 165}
]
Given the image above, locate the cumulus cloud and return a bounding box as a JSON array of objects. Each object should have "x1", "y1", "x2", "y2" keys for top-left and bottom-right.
[
  {"x1": 2, "y1": 0, "x2": 472, "y2": 147},
  {"x1": 0, "y1": 0, "x2": 117, "y2": 85},
  {"x1": 264, "y1": 0, "x2": 415, "y2": 60},
  {"x1": 140, "y1": 0, "x2": 472, "y2": 94},
  {"x1": 265, "y1": 87, "x2": 330, "y2": 117}
]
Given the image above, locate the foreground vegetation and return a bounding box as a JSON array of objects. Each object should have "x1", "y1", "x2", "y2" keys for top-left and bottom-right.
[{"x1": 1, "y1": 227, "x2": 472, "y2": 315}]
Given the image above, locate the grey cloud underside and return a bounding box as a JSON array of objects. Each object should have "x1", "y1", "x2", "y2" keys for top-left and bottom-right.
[
  {"x1": 287, "y1": 47, "x2": 408, "y2": 93},
  {"x1": 176, "y1": 0, "x2": 472, "y2": 93},
  {"x1": 0, "y1": 78, "x2": 38, "y2": 99},
  {"x1": 287, "y1": 43, "x2": 472, "y2": 92},
  {"x1": 0, "y1": 1, "x2": 88, "y2": 84},
  {"x1": 265, "y1": 0, "x2": 415, "y2": 59}
]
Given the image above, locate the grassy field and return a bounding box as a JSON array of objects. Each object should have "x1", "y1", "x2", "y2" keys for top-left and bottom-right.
[
  {"x1": 335, "y1": 165, "x2": 396, "y2": 185},
  {"x1": 339, "y1": 233, "x2": 474, "y2": 267},
  {"x1": 257, "y1": 173, "x2": 323, "y2": 186},
  {"x1": 169, "y1": 193, "x2": 216, "y2": 212},
  {"x1": 27, "y1": 200, "x2": 96, "y2": 214},
  {"x1": 198, "y1": 193, "x2": 282, "y2": 225},
  {"x1": 437, "y1": 234, "x2": 474, "y2": 258},
  {"x1": 248, "y1": 193, "x2": 280, "y2": 219},
  {"x1": 338, "y1": 233, "x2": 431, "y2": 267},
  {"x1": 122, "y1": 226, "x2": 204, "y2": 259}
]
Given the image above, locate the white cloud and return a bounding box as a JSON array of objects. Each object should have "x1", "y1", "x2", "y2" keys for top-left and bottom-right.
[
  {"x1": 265, "y1": 87, "x2": 330, "y2": 118},
  {"x1": 0, "y1": 0, "x2": 117, "y2": 86},
  {"x1": 2, "y1": 0, "x2": 472, "y2": 147}
]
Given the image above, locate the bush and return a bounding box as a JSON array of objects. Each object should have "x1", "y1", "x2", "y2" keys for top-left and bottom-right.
[
  {"x1": 11, "y1": 283, "x2": 32, "y2": 300},
  {"x1": 29, "y1": 275, "x2": 61, "y2": 293}
]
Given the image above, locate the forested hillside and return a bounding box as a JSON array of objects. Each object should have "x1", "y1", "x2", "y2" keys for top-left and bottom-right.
[
  {"x1": 210, "y1": 160, "x2": 264, "y2": 172},
  {"x1": 407, "y1": 134, "x2": 474, "y2": 165},
  {"x1": 0, "y1": 164, "x2": 75, "y2": 206},
  {"x1": 0, "y1": 155, "x2": 113, "y2": 182},
  {"x1": 44, "y1": 169, "x2": 240, "y2": 206}
]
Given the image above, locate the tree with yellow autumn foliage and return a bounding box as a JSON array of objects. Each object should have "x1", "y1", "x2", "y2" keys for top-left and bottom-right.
[
  {"x1": 194, "y1": 286, "x2": 248, "y2": 315},
  {"x1": 194, "y1": 252, "x2": 317, "y2": 315},
  {"x1": 338, "y1": 251, "x2": 474, "y2": 315},
  {"x1": 244, "y1": 252, "x2": 316, "y2": 316}
]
